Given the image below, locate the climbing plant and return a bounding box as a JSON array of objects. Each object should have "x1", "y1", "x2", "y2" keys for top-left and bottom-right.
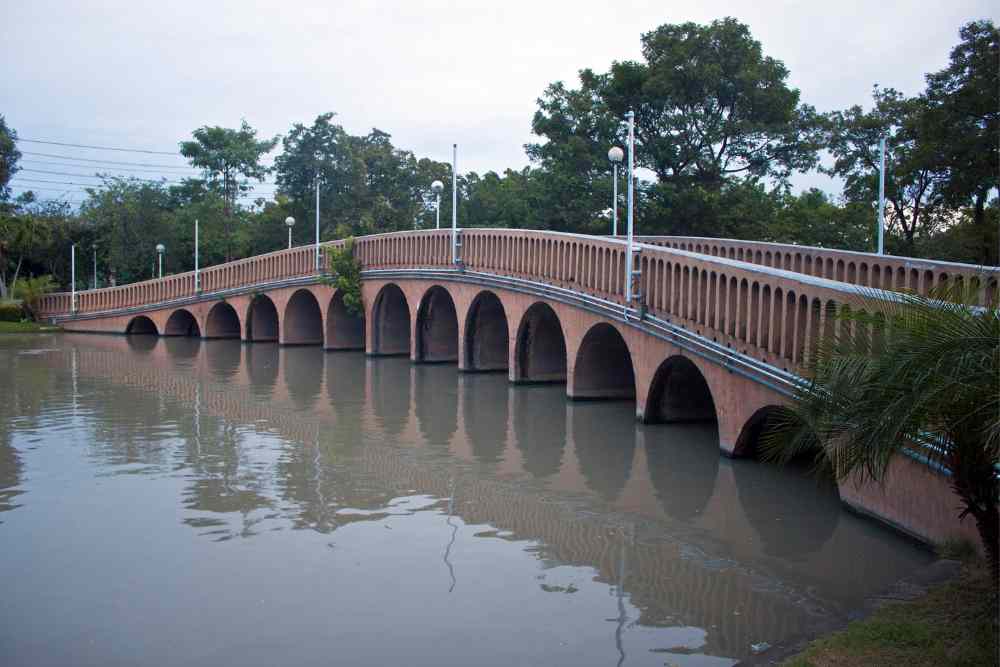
[{"x1": 324, "y1": 238, "x2": 363, "y2": 316}]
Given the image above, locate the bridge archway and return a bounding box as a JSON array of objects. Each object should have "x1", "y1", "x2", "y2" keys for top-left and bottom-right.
[
  {"x1": 571, "y1": 322, "x2": 635, "y2": 400},
  {"x1": 283, "y1": 289, "x2": 323, "y2": 345},
  {"x1": 125, "y1": 315, "x2": 158, "y2": 336},
  {"x1": 372, "y1": 284, "x2": 410, "y2": 356},
  {"x1": 246, "y1": 295, "x2": 279, "y2": 342},
  {"x1": 464, "y1": 290, "x2": 509, "y2": 372},
  {"x1": 164, "y1": 309, "x2": 200, "y2": 337},
  {"x1": 733, "y1": 406, "x2": 785, "y2": 459},
  {"x1": 644, "y1": 355, "x2": 717, "y2": 424},
  {"x1": 514, "y1": 302, "x2": 567, "y2": 383},
  {"x1": 205, "y1": 302, "x2": 241, "y2": 339},
  {"x1": 325, "y1": 291, "x2": 364, "y2": 350},
  {"x1": 415, "y1": 286, "x2": 458, "y2": 363}
]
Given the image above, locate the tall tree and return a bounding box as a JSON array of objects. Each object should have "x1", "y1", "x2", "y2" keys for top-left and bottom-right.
[
  {"x1": 180, "y1": 120, "x2": 277, "y2": 261},
  {"x1": 0, "y1": 115, "x2": 20, "y2": 203},
  {"x1": 921, "y1": 20, "x2": 999, "y2": 232},
  {"x1": 824, "y1": 87, "x2": 947, "y2": 253}
]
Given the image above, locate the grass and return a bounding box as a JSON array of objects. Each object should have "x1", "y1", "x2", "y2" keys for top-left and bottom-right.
[
  {"x1": 784, "y1": 557, "x2": 997, "y2": 667},
  {"x1": 0, "y1": 321, "x2": 61, "y2": 333}
]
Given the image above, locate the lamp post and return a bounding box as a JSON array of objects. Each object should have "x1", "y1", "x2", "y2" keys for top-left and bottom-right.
[
  {"x1": 431, "y1": 180, "x2": 444, "y2": 230},
  {"x1": 877, "y1": 132, "x2": 887, "y2": 255},
  {"x1": 155, "y1": 243, "x2": 165, "y2": 279},
  {"x1": 92, "y1": 243, "x2": 97, "y2": 290},
  {"x1": 314, "y1": 172, "x2": 322, "y2": 271},
  {"x1": 70, "y1": 243, "x2": 76, "y2": 313},
  {"x1": 451, "y1": 144, "x2": 458, "y2": 265},
  {"x1": 194, "y1": 218, "x2": 200, "y2": 293},
  {"x1": 285, "y1": 216, "x2": 295, "y2": 250},
  {"x1": 625, "y1": 110, "x2": 636, "y2": 305},
  {"x1": 608, "y1": 146, "x2": 623, "y2": 236}
]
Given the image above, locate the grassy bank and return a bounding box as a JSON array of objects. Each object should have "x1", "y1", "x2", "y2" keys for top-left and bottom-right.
[
  {"x1": 784, "y1": 558, "x2": 997, "y2": 666},
  {"x1": 0, "y1": 321, "x2": 61, "y2": 333}
]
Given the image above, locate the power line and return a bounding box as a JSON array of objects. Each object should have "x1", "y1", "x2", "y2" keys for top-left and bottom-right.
[
  {"x1": 16, "y1": 137, "x2": 180, "y2": 156},
  {"x1": 22, "y1": 159, "x2": 199, "y2": 175},
  {"x1": 11, "y1": 179, "x2": 277, "y2": 198},
  {"x1": 22, "y1": 151, "x2": 197, "y2": 170},
  {"x1": 17, "y1": 169, "x2": 277, "y2": 193}
]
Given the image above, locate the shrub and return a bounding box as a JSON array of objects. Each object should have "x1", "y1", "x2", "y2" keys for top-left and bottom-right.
[{"x1": 0, "y1": 301, "x2": 23, "y2": 322}]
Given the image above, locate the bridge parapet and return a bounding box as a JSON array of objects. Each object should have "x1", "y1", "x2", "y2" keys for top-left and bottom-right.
[
  {"x1": 639, "y1": 235, "x2": 998, "y2": 306},
  {"x1": 37, "y1": 228, "x2": 998, "y2": 375}
]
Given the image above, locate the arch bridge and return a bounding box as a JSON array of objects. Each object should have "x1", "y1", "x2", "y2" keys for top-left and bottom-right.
[{"x1": 35, "y1": 229, "x2": 998, "y2": 548}]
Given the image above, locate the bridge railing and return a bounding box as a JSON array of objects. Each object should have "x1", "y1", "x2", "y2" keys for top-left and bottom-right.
[
  {"x1": 35, "y1": 243, "x2": 329, "y2": 319},
  {"x1": 637, "y1": 236, "x2": 999, "y2": 306},
  {"x1": 36, "y1": 229, "x2": 999, "y2": 372},
  {"x1": 358, "y1": 229, "x2": 990, "y2": 374}
]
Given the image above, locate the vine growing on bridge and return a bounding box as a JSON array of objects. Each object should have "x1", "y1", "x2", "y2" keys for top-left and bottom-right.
[{"x1": 324, "y1": 238, "x2": 363, "y2": 316}]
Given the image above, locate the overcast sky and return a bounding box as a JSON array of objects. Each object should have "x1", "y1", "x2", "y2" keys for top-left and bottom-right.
[{"x1": 4, "y1": 0, "x2": 997, "y2": 202}]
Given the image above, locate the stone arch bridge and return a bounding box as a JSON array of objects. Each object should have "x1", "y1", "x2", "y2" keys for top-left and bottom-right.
[{"x1": 36, "y1": 229, "x2": 998, "y2": 548}]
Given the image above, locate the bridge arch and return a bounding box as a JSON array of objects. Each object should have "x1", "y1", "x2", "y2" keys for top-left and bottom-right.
[
  {"x1": 464, "y1": 290, "x2": 509, "y2": 372},
  {"x1": 372, "y1": 284, "x2": 410, "y2": 356},
  {"x1": 125, "y1": 315, "x2": 158, "y2": 336},
  {"x1": 415, "y1": 285, "x2": 458, "y2": 363},
  {"x1": 514, "y1": 302, "x2": 567, "y2": 383},
  {"x1": 205, "y1": 301, "x2": 241, "y2": 339},
  {"x1": 325, "y1": 290, "x2": 364, "y2": 350},
  {"x1": 570, "y1": 322, "x2": 635, "y2": 400},
  {"x1": 283, "y1": 289, "x2": 323, "y2": 345},
  {"x1": 164, "y1": 309, "x2": 200, "y2": 337},
  {"x1": 644, "y1": 355, "x2": 717, "y2": 424},
  {"x1": 246, "y1": 294, "x2": 279, "y2": 342}
]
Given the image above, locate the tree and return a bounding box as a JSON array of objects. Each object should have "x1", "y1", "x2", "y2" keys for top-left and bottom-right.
[
  {"x1": 180, "y1": 120, "x2": 278, "y2": 261},
  {"x1": 824, "y1": 87, "x2": 947, "y2": 253},
  {"x1": 764, "y1": 286, "x2": 1000, "y2": 584},
  {"x1": 0, "y1": 115, "x2": 20, "y2": 203},
  {"x1": 922, "y1": 20, "x2": 999, "y2": 231},
  {"x1": 599, "y1": 17, "x2": 821, "y2": 187}
]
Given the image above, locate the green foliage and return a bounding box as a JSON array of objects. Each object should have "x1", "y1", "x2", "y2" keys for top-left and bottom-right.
[
  {"x1": 0, "y1": 300, "x2": 23, "y2": 322},
  {"x1": 12, "y1": 275, "x2": 56, "y2": 320},
  {"x1": 784, "y1": 562, "x2": 996, "y2": 666},
  {"x1": 324, "y1": 238, "x2": 362, "y2": 316},
  {"x1": 180, "y1": 120, "x2": 278, "y2": 260},
  {"x1": 0, "y1": 115, "x2": 20, "y2": 203},
  {"x1": 763, "y1": 284, "x2": 1000, "y2": 582}
]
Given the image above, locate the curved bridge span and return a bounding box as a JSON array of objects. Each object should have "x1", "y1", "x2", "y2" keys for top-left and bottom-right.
[{"x1": 36, "y1": 229, "x2": 996, "y2": 548}]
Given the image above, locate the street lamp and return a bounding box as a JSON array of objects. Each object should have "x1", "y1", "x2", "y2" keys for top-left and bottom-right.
[
  {"x1": 92, "y1": 243, "x2": 98, "y2": 290},
  {"x1": 608, "y1": 146, "x2": 624, "y2": 236},
  {"x1": 285, "y1": 216, "x2": 295, "y2": 249},
  {"x1": 155, "y1": 243, "x2": 165, "y2": 279},
  {"x1": 431, "y1": 180, "x2": 444, "y2": 229}
]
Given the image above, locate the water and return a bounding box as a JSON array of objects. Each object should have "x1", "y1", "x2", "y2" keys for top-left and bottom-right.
[{"x1": 0, "y1": 334, "x2": 930, "y2": 666}]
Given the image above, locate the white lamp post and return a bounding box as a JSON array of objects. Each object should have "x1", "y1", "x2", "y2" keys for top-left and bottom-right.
[
  {"x1": 431, "y1": 180, "x2": 444, "y2": 230},
  {"x1": 451, "y1": 144, "x2": 459, "y2": 265},
  {"x1": 625, "y1": 110, "x2": 636, "y2": 305},
  {"x1": 314, "y1": 173, "x2": 322, "y2": 271},
  {"x1": 194, "y1": 218, "x2": 200, "y2": 293},
  {"x1": 608, "y1": 146, "x2": 624, "y2": 236},
  {"x1": 92, "y1": 243, "x2": 98, "y2": 290},
  {"x1": 285, "y1": 216, "x2": 295, "y2": 250},
  {"x1": 70, "y1": 243, "x2": 76, "y2": 313},
  {"x1": 877, "y1": 132, "x2": 887, "y2": 255},
  {"x1": 155, "y1": 243, "x2": 165, "y2": 279}
]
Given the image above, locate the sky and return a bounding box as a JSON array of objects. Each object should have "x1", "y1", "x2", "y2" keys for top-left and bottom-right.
[{"x1": 4, "y1": 0, "x2": 997, "y2": 204}]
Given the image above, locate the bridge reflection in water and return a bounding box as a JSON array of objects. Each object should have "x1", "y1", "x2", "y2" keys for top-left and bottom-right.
[{"x1": 0, "y1": 334, "x2": 930, "y2": 664}]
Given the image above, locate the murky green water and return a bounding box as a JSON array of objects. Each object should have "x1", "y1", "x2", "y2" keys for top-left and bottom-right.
[{"x1": 0, "y1": 334, "x2": 930, "y2": 666}]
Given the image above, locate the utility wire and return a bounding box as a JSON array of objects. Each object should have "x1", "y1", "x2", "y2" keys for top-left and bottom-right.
[
  {"x1": 16, "y1": 137, "x2": 180, "y2": 155},
  {"x1": 22, "y1": 150, "x2": 196, "y2": 170},
  {"x1": 15, "y1": 169, "x2": 278, "y2": 194},
  {"x1": 22, "y1": 158, "x2": 198, "y2": 174},
  {"x1": 11, "y1": 180, "x2": 277, "y2": 198}
]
